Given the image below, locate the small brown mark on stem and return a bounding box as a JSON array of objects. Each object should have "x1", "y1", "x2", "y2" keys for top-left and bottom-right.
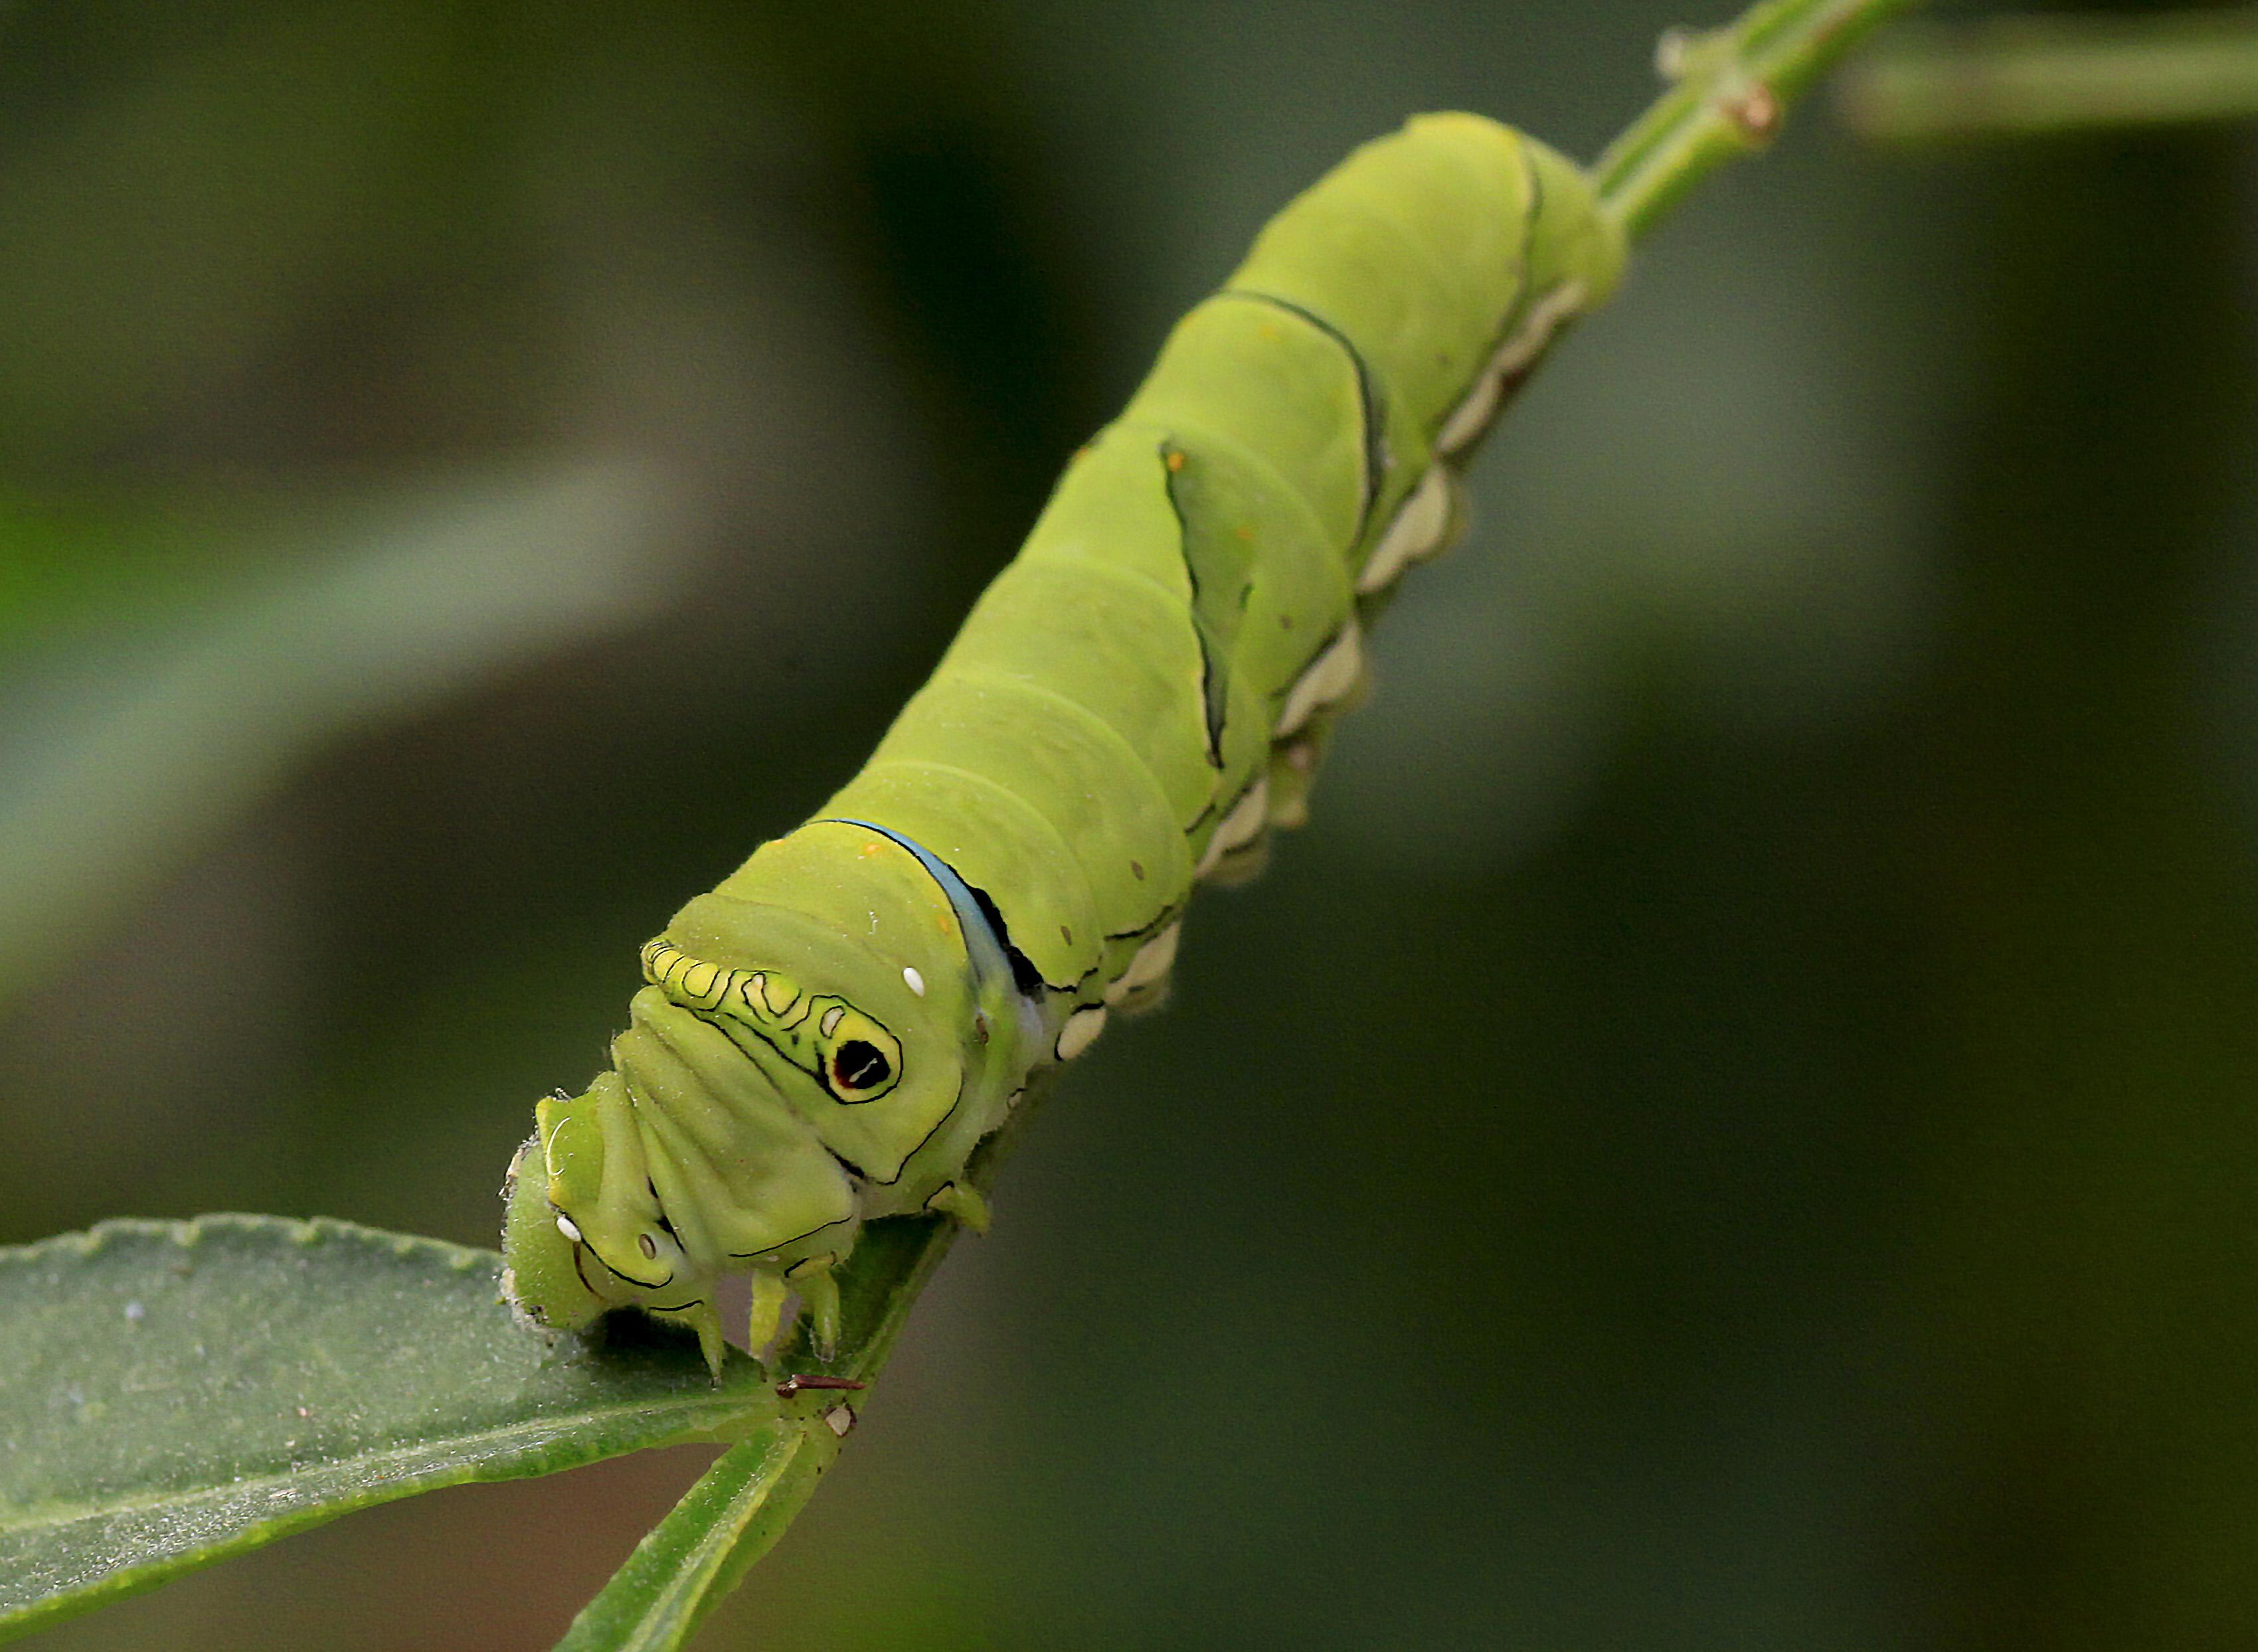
[
  {"x1": 775, "y1": 1373, "x2": 867, "y2": 1399},
  {"x1": 1723, "y1": 79, "x2": 1781, "y2": 144}
]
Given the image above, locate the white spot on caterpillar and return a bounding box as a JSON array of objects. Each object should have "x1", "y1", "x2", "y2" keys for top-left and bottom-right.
[
  {"x1": 1434, "y1": 281, "x2": 1589, "y2": 457},
  {"x1": 1275, "y1": 621, "x2": 1363, "y2": 739},
  {"x1": 1106, "y1": 921, "x2": 1182, "y2": 1006},
  {"x1": 820, "y1": 1005, "x2": 845, "y2": 1038},
  {"x1": 903, "y1": 965, "x2": 926, "y2": 997},
  {"x1": 555, "y1": 1214, "x2": 582, "y2": 1244},
  {"x1": 1357, "y1": 463, "x2": 1454, "y2": 595},
  {"x1": 1056, "y1": 1005, "x2": 1108, "y2": 1060}
]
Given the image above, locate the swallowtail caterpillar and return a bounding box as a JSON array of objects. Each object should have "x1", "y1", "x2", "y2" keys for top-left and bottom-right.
[{"x1": 501, "y1": 112, "x2": 1626, "y2": 1373}]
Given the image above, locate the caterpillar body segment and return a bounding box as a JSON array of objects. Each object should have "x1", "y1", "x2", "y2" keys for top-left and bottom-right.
[{"x1": 504, "y1": 114, "x2": 1624, "y2": 1372}]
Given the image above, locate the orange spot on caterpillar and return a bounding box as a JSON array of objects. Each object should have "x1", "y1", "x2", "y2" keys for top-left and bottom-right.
[
  {"x1": 860, "y1": 842, "x2": 885, "y2": 858},
  {"x1": 1235, "y1": 525, "x2": 1254, "y2": 541},
  {"x1": 1166, "y1": 450, "x2": 1187, "y2": 473}
]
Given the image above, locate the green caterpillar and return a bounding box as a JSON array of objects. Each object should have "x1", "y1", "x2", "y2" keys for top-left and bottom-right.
[{"x1": 501, "y1": 112, "x2": 1626, "y2": 1372}]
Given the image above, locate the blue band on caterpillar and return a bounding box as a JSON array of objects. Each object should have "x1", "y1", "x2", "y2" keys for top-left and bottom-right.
[{"x1": 824, "y1": 819, "x2": 1025, "y2": 1003}]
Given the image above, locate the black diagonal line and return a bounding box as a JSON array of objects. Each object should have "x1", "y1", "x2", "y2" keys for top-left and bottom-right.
[
  {"x1": 1155, "y1": 438, "x2": 1231, "y2": 768},
  {"x1": 1215, "y1": 288, "x2": 1389, "y2": 542}
]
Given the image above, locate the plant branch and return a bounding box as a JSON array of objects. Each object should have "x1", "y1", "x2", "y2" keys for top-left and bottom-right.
[
  {"x1": 1838, "y1": 9, "x2": 2258, "y2": 141},
  {"x1": 553, "y1": 1418, "x2": 835, "y2": 1652},
  {"x1": 1597, "y1": 0, "x2": 1930, "y2": 239}
]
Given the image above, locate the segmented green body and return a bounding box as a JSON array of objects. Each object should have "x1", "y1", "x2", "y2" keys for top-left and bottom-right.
[{"x1": 503, "y1": 113, "x2": 1626, "y2": 1371}]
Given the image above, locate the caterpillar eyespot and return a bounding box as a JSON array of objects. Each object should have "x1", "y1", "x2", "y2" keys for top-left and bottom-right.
[
  {"x1": 504, "y1": 112, "x2": 1625, "y2": 1374},
  {"x1": 832, "y1": 1040, "x2": 891, "y2": 1092}
]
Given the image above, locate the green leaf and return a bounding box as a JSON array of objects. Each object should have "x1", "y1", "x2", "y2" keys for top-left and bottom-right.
[
  {"x1": 553, "y1": 1420, "x2": 840, "y2": 1652},
  {"x1": 0, "y1": 1215, "x2": 778, "y2": 1644}
]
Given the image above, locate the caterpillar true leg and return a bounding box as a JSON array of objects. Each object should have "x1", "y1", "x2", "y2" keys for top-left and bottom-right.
[
  {"x1": 924, "y1": 1181, "x2": 993, "y2": 1234},
  {"x1": 788, "y1": 1254, "x2": 844, "y2": 1358}
]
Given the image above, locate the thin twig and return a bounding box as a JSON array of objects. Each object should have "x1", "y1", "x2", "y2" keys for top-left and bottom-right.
[
  {"x1": 1597, "y1": 0, "x2": 1929, "y2": 238},
  {"x1": 1840, "y1": 9, "x2": 2258, "y2": 141}
]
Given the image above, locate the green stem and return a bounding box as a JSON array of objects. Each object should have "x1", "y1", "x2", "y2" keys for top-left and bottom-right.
[
  {"x1": 553, "y1": 1419, "x2": 838, "y2": 1652},
  {"x1": 1597, "y1": 0, "x2": 1930, "y2": 239},
  {"x1": 1838, "y1": 9, "x2": 2258, "y2": 141}
]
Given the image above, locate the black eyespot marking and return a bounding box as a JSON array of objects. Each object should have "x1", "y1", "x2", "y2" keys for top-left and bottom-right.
[{"x1": 833, "y1": 1040, "x2": 891, "y2": 1092}]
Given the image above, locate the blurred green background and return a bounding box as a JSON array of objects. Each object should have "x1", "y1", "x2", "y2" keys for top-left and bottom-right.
[{"x1": 6, "y1": 0, "x2": 2257, "y2": 1647}]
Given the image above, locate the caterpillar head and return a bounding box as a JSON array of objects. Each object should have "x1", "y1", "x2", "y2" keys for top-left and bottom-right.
[
  {"x1": 501, "y1": 1072, "x2": 723, "y2": 1372},
  {"x1": 502, "y1": 819, "x2": 1031, "y2": 1378}
]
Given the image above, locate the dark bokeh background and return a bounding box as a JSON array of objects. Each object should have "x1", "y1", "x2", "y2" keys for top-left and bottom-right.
[{"x1": 7, "y1": 1, "x2": 2258, "y2": 1647}]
